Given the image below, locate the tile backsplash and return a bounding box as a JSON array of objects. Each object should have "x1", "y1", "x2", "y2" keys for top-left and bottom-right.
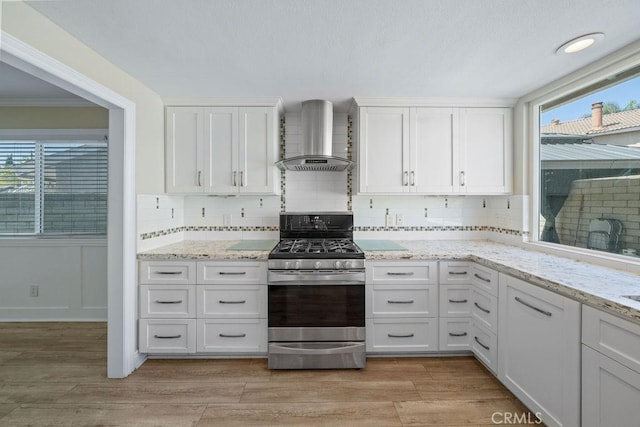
[{"x1": 137, "y1": 112, "x2": 527, "y2": 250}]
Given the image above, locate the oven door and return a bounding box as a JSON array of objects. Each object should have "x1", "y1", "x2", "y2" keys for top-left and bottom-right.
[{"x1": 268, "y1": 270, "x2": 364, "y2": 324}]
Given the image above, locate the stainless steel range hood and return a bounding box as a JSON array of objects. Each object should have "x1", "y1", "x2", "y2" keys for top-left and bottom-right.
[{"x1": 275, "y1": 99, "x2": 355, "y2": 172}]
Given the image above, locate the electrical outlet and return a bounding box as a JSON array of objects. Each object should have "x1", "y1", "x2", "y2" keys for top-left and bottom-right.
[
  {"x1": 396, "y1": 214, "x2": 404, "y2": 226},
  {"x1": 30, "y1": 285, "x2": 39, "y2": 297},
  {"x1": 223, "y1": 214, "x2": 232, "y2": 226},
  {"x1": 385, "y1": 213, "x2": 394, "y2": 227}
]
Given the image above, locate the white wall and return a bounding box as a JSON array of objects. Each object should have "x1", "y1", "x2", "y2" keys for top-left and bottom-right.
[{"x1": 0, "y1": 240, "x2": 107, "y2": 320}]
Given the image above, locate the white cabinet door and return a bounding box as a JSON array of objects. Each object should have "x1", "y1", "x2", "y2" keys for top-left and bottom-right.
[
  {"x1": 358, "y1": 107, "x2": 410, "y2": 193},
  {"x1": 459, "y1": 108, "x2": 512, "y2": 194},
  {"x1": 165, "y1": 107, "x2": 204, "y2": 193},
  {"x1": 412, "y1": 108, "x2": 458, "y2": 193},
  {"x1": 498, "y1": 274, "x2": 580, "y2": 427},
  {"x1": 166, "y1": 105, "x2": 279, "y2": 195},
  {"x1": 206, "y1": 107, "x2": 237, "y2": 194},
  {"x1": 582, "y1": 344, "x2": 640, "y2": 427},
  {"x1": 237, "y1": 107, "x2": 277, "y2": 194}
]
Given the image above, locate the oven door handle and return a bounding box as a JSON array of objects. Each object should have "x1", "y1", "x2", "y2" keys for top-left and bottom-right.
[
  {"x1": 268, "y1": 342, "x2": 364, "y2": 355},
  {"x1": 268, "y1": 271, "x2": 365, "y2": 285}
]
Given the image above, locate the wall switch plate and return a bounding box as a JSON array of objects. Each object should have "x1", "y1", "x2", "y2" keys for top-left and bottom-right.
[
  {"x1": 385, "y1": 214, "x2": 394, "y2": 227},
  {"x1": 30, "y1": 285, "x2": 39, "y2": 297},
  {"x1": 223, "y1": 214, "x2": 232, "y2": 226},
  {"x1": 396, "y1": 214, "x2": 404, "y2": 226}
]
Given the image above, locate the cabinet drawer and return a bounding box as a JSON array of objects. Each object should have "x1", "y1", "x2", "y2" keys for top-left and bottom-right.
[
  {"x1": 140, "y1": 285, "x2": 196, "y2": 318},
  {"x1": 366, "y1": 317, "x2": 438, "y2": 352},
  {"x1": 139, "y1": 319, "x2": 196, "y2": 354},
  {"x1": 583, "y1": 305, "x2": 640, "y2": 373},
  {"x1": 367, "y1": 285, "x2": 438, "y2": 318},
  {"x1": 471, "y1": 264, "x2": 498, "y2": 296},
  {"x1": 197, "y1": 284, "x2": 267, "y2": 318},
  {"x1": 198, "y1": 261, "x2": 267, "y2": 285},
  {"x1": 439, "y1": 318, "x2": 472, "y2": 351},
  {"x1": 439, "y1": 285, "x2": 472, "y2": 317},
  {"x1": 197, "y1": 318, "x2": 267, "y2": 353},
  {"x1": 367, "y1": 261, "x2": 437, "y2": 285},
  {"x1": 471, "y1": 323, "x2": 497, "y2": 373},
  {"x1": 139, "y1": 261, "x2": 196, "y2": 285},
  {"x1": 471, "y1": 287, "x2": 498, "y2": 333},
  {"x1": 439, "y1": 261, "x2": 473, "y2": 285}
]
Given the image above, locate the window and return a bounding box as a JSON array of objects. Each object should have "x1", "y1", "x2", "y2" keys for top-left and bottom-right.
[
  {"x1": 538, "y1": 70, "x2": 640, "y2": 257},
  {"x1": 0, "y1": 135, "x2": 107, "y2": 236}
]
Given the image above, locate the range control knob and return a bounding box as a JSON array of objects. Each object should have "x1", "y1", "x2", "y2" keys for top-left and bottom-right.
[
  {"x1": 283, "y1": 261, "x2": 290, "y2": 269},
  {"x1": 294, "y1": 261, "x2": 301, "y2": 269},
  {"x1": 314, "y1": 261, "x2": 322, "y2": 269},
  {"x1": 344, "y1": 261, "x2": 352, "y2": 269},
  {"x1": 334, "y1": 261, "x2": 342, "y2": 269}
]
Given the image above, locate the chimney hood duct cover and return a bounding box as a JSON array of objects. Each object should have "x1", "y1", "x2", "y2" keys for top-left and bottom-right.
[{"x1": 275, "y1": 99, "x2": 355, "y2": 171}]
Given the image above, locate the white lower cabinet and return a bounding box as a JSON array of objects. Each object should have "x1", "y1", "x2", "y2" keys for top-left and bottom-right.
[
  {"x1": 366, "y1": 260, "x2": 439, "y2": 353},
  {"x1": 138, "y1": 260, "x2": 267, "y2": 356},
  {"x1": 366, "y1": 317, "x2": 438, "y2": 352},
  {"x1": 139, "y1": 319, "x2": 197, "y2": 354},
  {"x1": 470, "y1": 322, "x2": 497, "y2": 372},
  {"x1": 581, "y1": 305, "x2": 640, "y2": 427},
  {"x1": 439, "y1": 317, "x2": 472, "y2": 351},
  {"x1": 197, "y1": 318, "x2": 267, "y2": 353},
  {"x1": 498, "y1": 273, "x2": 580, "y2": 427}
]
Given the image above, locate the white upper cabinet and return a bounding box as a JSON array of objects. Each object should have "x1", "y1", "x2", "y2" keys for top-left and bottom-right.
[
  {"x1": 353, "y1": 100, "x2": 513, "y2": 195},
  {"x1": 459, "y1": 108, "x2": 512, "y2": 194},
  {"x1": 166, "y1": 103, "x2": 280, "y2": 195},
  {"x1": 412, "y1": 107, "x2": 458, "y2": 193},
  {"x1": 358, "y1": 107, "x2": 410, "y2": 193},
  {"x1": 166, "y1": 107, "x2": 205, "y2": 193}
]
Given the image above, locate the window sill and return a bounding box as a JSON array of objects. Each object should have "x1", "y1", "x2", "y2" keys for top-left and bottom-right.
[{"x1": 524, "y1": 240, "x2": 640, "y2": 275}]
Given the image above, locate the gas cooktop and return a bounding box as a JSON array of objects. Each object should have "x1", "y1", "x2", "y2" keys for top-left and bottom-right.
[{"x1": 270, "y1": 238, "x2": 364, "y2": 259}]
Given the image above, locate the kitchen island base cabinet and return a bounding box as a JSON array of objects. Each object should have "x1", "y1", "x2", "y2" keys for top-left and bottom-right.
[{"x1": 498, "y1": 274, "x2": 580, "y2": 427}]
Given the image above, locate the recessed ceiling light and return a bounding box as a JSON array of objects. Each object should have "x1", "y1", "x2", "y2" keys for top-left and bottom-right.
[{"x1": 556, "y1": 33, "x2": 605, "y2": 55}]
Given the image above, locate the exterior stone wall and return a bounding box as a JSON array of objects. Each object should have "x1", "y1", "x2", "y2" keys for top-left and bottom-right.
[{"x1": 556, "y1": 175, "x2": 640, "y2": 253}]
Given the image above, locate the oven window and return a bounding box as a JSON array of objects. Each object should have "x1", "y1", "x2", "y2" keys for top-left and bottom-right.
[{"x1": 268, "y1": 285, "x2": 365, "y2": 328}]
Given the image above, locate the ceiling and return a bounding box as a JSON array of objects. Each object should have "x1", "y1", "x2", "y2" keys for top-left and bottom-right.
[
  {"x1": 7, "y1": 0, "x2": 640, "y2": 111},
  {"x1": 0, "y1": 62, "x2": 88, "y2": 105}
]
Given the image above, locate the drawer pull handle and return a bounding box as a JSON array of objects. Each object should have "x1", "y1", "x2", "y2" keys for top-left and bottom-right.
[
  {"x1": 449, "y1": 271, "x2": 468, "y2": 275},
  {"x1": 156, "y1": 271, "x2": 182, "y2": 275},
  {"x1": 219, "y1": 272, "x2": 247, "y2": 275},
  {"x1": 219, "y1": 333, "x2": 247, "y2": 338},
  {"x1": 219, "y1": 300, "x2": 246, "y2": 304},
  {"x1": 154, "y1": 334, "x2": 182, "y2": 339},
  {"x1": 474, "y1": 302, "x2": 491, "y2": 314},
  {"x1": 388, "y1": 333, "x2": 414, "y2": 338},
  {"x1": 449, "y1": 332, "x2": 468, "y2": 337},
  {"x1": 515, "y1": 296, "x2": 552, "y2": 317},
  {"x1": 388, "y1": 300, "x2": 414, "y2": 304},
  {"x1": 449, "y1": 299, "x2": 468, "y2": 304},
  {"x1": 386, "y1": 272, "x2": 414, "y2": 276},
  {"x1": 155, "y1": 300, "x2": 183, "y2": 304},
  {"x1": 474, "y1": 336, "x2": 490, "y2": 350},
  {"x1": 474, "y1": 273, "x2": 491, "y2": 283}
]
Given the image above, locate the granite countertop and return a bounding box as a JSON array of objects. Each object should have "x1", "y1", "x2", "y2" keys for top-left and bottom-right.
[{"x1": 138, "y1": 239, "x2": 640, "y2": 323}]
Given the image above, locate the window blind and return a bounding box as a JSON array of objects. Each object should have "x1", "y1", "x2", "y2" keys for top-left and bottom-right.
[{"x1": 0, "y1": 139, "x2": 108, "y2": 236}]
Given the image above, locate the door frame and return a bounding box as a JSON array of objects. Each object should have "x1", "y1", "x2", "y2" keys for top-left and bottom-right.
[{"x1": 1, "y1": 31, "x2": 141, "y2": 378}]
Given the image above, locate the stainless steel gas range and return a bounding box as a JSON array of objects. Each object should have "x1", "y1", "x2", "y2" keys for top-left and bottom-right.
[{"x1": 267, "y1": 212, "x2": 366, "y2": 369}]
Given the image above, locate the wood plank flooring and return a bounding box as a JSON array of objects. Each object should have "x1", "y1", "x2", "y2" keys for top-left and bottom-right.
[{"x1": 0, "y1": 322, "x2": 543, "y2": 426}]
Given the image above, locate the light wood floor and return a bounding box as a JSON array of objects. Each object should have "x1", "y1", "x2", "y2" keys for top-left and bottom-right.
[{"x1": 0, "y1": 322, "x2": 543, "y2": 426}]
